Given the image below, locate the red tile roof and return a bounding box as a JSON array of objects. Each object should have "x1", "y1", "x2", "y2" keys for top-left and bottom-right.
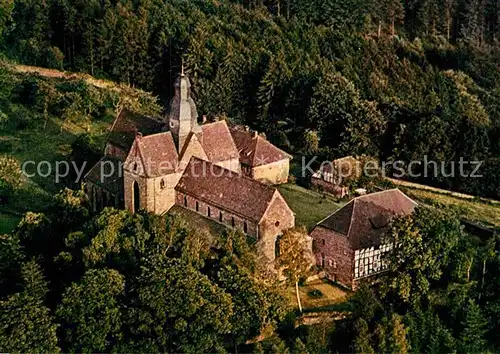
[
  {"x1": 201, "y1": 120, "x2": 239, "y2": 163},
  {"x1": 128, "y1": 132, "x2": 179, "y2": 177},
  {"x1": 175, "y1": 157, "x2": 278, "y2": 222},
  {"x1": 316, "y1": 189, "x2": 417, "y2": 249},
  {"x1": 230, "y1": 127, "x2": 292, "y2": 167},
  {"x1": 107, "y1": 108, "x2": 164, "y2": 150}
]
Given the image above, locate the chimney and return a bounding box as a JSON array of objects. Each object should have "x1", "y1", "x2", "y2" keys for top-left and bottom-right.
[
  {"x1": 253, "y1": 130, "x2": 258, "y2": 138},
  {"x1": 202, "y1": 115, "x2": 207, "y2": 124},
  {"x1": 244, "y1": 125, "x2": 250, "y2": 132}
]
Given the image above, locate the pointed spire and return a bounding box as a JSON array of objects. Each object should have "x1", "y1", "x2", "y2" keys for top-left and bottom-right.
[{"x1": 181, "y1": 58, "x2": 185, "y2": 77}]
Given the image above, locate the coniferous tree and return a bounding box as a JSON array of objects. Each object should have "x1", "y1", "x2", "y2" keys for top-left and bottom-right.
[{"x1": 0, "y1": 260, "x2": 59, "y2": 352}]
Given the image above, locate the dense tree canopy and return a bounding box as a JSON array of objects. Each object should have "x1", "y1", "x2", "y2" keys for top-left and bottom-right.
[{"x1": 0, "y1": 0, "x2": 498, "y2": 198}]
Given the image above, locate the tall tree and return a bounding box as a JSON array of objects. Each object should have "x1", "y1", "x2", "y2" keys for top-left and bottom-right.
[
  {"x1": 0, "y1": 260, "x2": 59, "y2": 352},
  {"x1": 459, "y1": 299, "x2": 488, "y2": 353},
  {"x1": 275, "y1": 227, "x2": 313, "y2": 312},
  {"x1": 56, "y1": 268, "x2": 125, "y2": 352}
]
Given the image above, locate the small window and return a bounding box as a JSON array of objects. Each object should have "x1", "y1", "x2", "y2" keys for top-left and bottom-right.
[
  {"x1": 219, "y1": 211, "x2": 223, "y2": 222},
  {"x1": 275, "y1": 235, "x2": 281, "y2": 258},
  {"x1": 243, "y1": 222, "x2": 248, "y2": 233},
  {"x1": 184, "y1": 196, "x2": 187, "y2": 207},
  {"x1": 207, "y1": 207, "x2": 211, "y2": 217},
  {"x1": 160, "y1": 179, "x2": 165, "y2": 189},
  {"x1": 321, "y1": 253, "x2": 325, "y2": 268},
  {"x1": 275, "y1": 221, "x2": 280, "y2": 227},
  {"x1": 231, "y1": 217, "x2": 235, "y2": 227},
  {"x1": 196, "y1": 201, "x2": 199, "y2": 212},
  {"x1": 133, "y1": 162, "x2": 138, "y2": 172}
]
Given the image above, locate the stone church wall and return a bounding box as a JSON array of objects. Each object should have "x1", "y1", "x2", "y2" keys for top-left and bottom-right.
[
  {"x1": 310, "y1": 226, "x2": 354, "y2": 289},
  {"x1": 124, "y1": 171, "x2": 148, "y2": 213},
  {"x1": 251, "y1": 159, "x2": 289, "y2": 185},
  {"x1": 257, "y1": 193, "x2": 295, "y2": 264},
  {"x1": 175, "y1": 191, "x2": 258, "y2": 238}
]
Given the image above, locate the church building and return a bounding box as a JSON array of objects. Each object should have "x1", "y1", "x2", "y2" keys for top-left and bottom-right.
[{"x1": 84, "y1": 70, "x2": 294, "y2": 264}]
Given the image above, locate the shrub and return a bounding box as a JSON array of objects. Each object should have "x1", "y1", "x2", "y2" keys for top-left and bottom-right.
[{"x1": 307, "y1": 289, "x2": 323, "y2": 298}]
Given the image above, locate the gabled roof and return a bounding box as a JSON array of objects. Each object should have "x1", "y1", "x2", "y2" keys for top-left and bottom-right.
[
  {"x1": 315, "y1": 189, "x2": 417, "y2": 249},
  {"x1": 312, "y1": 155, "x2": 360, "y2": 178},
  {"x1": 230, "y1": 127, "x2": 292, "y2": 167},
  {"x1": 84, "y1": 156, "x2": 123, "y2": 195},
  {"x1": 201, "y1": 120, "x2": 239, "y2": 163},
  {"x1": 107, "y1": 108, "x2": 164, "y2": 150},
  {"x1": 125, "y1": 132, "x2": 178, "y2": 177},
  {"x1": 178, "y1": 132, "x2": 208, "y2": 168},
  {"x1": 175, "y1": 157, "x2": 278, "y2": 222}
]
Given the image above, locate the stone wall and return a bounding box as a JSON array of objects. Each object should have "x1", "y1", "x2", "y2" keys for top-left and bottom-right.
[
  {"x1": 310, "y1": 226, "x2": 354, "y2": 289},
  {"x1": 257, "y1": 192, "x2": 295, "y2": 264},
  {"x1": 85, "y1": 182, "x2": 121, "y2": 212},
  {"x1": 175, "y1": 191, "x2": 259, "y2": 238},
  {"x1": 251, "y1": 159, "x2": 289, "y2": 185},
  {"x1": 123, "y1": 170, "x2": 148, "y2": 213}
]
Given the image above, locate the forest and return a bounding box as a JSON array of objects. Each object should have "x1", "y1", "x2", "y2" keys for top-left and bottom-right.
[
  {"x1": 0, "y1": 0, "x2": 499, "y2": 199},
  {"x1": 0, "y1": 0, "x2": 500, "y2": 352},
  {"x1": 0, "y1": 189, "x2": 499, "y2": 352}
]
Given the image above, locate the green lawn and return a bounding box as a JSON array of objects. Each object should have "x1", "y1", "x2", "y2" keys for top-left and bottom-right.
[
  {"x1": 0, "y1": 103, "x2": 112, "y2": 214},
  {"x1": 278, "y1": 184, "x2": 345, "y2": 230},
  {"x1": 287, "y1": 279, "x2": 349, "y2": 312},
  {"x1": 0, "y1": 213, "x2": 21, "y2": 234}
]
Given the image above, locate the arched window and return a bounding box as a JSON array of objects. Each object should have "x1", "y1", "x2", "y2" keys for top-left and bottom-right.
[
  {"x1": 133, "y1": 162, "x2": 138, "y2": 172},
  {"x1": 196, "y1": 201, "x2": 199, "y2": 212},
  {"x1": 219, "y1": 211, "x2": 223, "y2": 222},
  {"x1": 133, "y1": 181, "x2": 140, "y2": 213},
  {"x1": 160, "y1": 179, "x2": 165, "y2": 189},
  {"x1": 231, "y1": 217, "x2": 235, "y2": 228},
  {"x1": 275, "y1": 235, "x2": 281, "y2": 258},
  {"x1": 184, "y1": 195, "x2": 187, "y2": 207},
  {"x1": 207, "y1": 207, "x2": 211, "y2": 217},
  {"x1": 243, "y1": 222, "x2": 248, "y2": 233}
]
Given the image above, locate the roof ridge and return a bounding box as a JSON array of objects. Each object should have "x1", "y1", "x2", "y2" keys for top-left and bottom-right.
[
  {"x1": 188, "y1": 156, "x2": 276, "y2": 191},
  {"x1": 345, "y1": 199, "x2": 357, "y2": 238},
  {"x1": 353, "y1": 188, "x2": 401, "y2": 201},
  {"x1": 139, "y1": 130, "x2": 172, "y2": 139},
  {"x1": 202, "y1": 119, "x2": 227, "y2": 127}
]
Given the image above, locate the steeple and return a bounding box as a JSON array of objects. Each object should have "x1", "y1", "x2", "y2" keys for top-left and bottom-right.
[{"x1": 168, "y1": 64, "x2": 201, "y2": 151}]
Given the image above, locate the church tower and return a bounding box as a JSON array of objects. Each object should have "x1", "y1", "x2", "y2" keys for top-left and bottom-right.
[{"x1": 168, "y1": 66, "x2": 201, "y2": 151}]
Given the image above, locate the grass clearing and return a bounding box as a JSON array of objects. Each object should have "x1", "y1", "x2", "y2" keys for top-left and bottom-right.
[
  {"x1": 0, "y1": 213, "x2": 21, "y2": 234},
  {"x1": 287, "y1": 279, "x2": 349, "y2": 312},
  {"x1": 404, "y1": 187, "x2": 500, "y2": 228},
  {"x1": 278, "y1": 183, "x2": 345, "y2": 230}
]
